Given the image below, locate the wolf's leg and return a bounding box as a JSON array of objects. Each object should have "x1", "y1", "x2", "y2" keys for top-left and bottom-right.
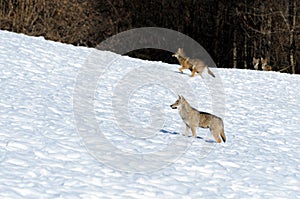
[
  {"x1": 199, "y1": 72, "x2": 204, "y2": 78},
  {"x1": 190, "y1": 68, "x2": 197, "y2": 77},
  {"x1": 179, "y1": 67, "x2": 184, "y2": 73},
  {"x1": 185, "y1": 125, "x2": 190, "y2": 137},
  {"x1": 211, "y1": 128, "x2": 221, "y2": 143},
  {"x1": 198, "y1": 68, "x2": 205, "y2": 78},
  {"x1": 191, "y1": 126, "x2": 197, "y2": 138}
]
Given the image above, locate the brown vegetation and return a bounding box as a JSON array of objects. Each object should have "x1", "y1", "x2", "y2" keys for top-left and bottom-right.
[{"x1": 0, "y1": 0, "x2": 299, "y2": 73}]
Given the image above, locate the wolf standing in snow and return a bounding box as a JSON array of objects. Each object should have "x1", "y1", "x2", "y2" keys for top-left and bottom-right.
[
  {"x1": 172, "y1": 48, "x2": 215, "y2": 78},
  {"x1": 170, "y1": 95, "x2": 226, "y2": 143}
]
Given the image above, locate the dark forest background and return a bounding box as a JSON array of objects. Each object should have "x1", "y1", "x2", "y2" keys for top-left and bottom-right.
[{"x1": 1, "y1": 0, "x2": 299, "y2": 74}]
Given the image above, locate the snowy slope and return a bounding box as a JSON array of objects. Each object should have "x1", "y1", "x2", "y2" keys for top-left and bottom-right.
[{"x1": 0, "y1": 30, "x2": 300, "y2": 198}]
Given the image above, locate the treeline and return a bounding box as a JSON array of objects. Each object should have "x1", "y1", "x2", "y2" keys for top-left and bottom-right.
[{"x1": 0, "y1": 0, "x2": 299, "y2": 73}]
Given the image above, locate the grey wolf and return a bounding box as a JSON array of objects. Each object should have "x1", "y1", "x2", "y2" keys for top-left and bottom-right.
[
  {"x1": 170, "y1": 95, "x2": 226, "y2": 143},
  {"x1": 261, "y1": 58, "x2": 272, "y2": 71},
  {"x1": 172, "y1": 48, "x2": 215, "y2": 78},
  {"x1": 253, "y1": 57, "x2": 260, "y2": 70},
  {"x1": 253, "y1": 57, "x2": 272, "y2": 71}
]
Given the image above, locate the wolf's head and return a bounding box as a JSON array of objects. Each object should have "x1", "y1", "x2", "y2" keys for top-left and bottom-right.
[
  {"x1": 172, "y1": 48, "x2": 185, "y2": 58},
  {"x1": 170, "y1": 95, "x2": 186, "y2": 109}
]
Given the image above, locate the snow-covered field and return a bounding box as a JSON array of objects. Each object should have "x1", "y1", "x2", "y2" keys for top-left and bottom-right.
[{"x1": 0, "y1": 30, "x2": 300, "y2": 198}]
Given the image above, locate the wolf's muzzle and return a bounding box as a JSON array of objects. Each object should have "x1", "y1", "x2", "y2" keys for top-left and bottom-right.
[{"x1": 170, "y1": 105, "x2": 177, "y2": 109}]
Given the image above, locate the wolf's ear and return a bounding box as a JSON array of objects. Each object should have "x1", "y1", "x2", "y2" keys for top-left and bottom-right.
[
  {"x1": 178, "y1": 95, "x2": 181, "y2": 99},
  {"x1": 180, "y1": 95, "x2": 185, "y2": 100}
]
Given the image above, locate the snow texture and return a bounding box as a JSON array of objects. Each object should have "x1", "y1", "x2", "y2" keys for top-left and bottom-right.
[{"x1": 0, "y1": 30, "x2": 300, "y2": 198}]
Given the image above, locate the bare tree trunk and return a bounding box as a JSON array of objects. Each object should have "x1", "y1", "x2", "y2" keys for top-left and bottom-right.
[
  {"x1": 289, "y1": 35, "x2": 295, "y2": 74},
  {"x1": 233, "y1": 28, "x2": 237, "y2": 68},
  {"x1": 244, "y1": 35, "x2": 247, "y2": 69},
  {"x1": 266, "y1": 8, "x2": 272, "y2": 63},
  {"x1": 243, "y1": 0, "x2": 248, "y2": 69},
  {"x1": 290, "y1": 0, "x2": 297, "y2": 74}
]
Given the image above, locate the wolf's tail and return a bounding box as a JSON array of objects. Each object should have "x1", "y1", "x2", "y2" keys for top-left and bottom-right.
[
  {"x1": 220, "y1": 129, "x2": 226, "y2": 142},
  {"x1": 207, "y1": 67, "x2": 215, "y2": 78}
]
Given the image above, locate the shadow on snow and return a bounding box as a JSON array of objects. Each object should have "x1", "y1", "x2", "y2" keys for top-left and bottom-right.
[{"x1": 159, "y1": 129, "x2": 216, "y2": 143}]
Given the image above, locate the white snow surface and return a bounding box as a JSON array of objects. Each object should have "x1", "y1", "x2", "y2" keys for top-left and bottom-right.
[{"x1": 0, "y1": 30, "x2": 300, "y2": 198}]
